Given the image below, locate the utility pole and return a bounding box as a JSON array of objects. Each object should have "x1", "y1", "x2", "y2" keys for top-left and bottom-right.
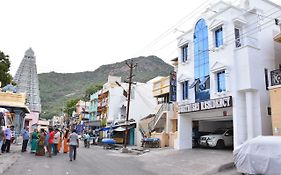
[{"x1": 123, "y1": 59, "x2": 137, "y2": 151}]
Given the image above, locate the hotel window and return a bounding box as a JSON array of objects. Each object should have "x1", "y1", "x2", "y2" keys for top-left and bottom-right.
[
  {"x1": 215, "y1": 27, "x2": 223, "y2": 47},
  {"x1": 182, "y1": 81, "x2": 188, "y2": 100},
  {"x1": 193, "y1": 18, "x2": 210, "y2": 102},
  {"x1": 217, "y1": 70, "x2": 226, "y2": 92},
  {"x1": 182, "y1": 44, "x2": 188, "y2": 62},
  {"x1": 234, "y1": 28, "x2": 241, "y2": 48}
]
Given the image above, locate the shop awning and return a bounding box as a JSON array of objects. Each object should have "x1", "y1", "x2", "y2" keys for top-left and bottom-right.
[
  {"x1": 101, "y1": 126, "x2": 114, "y2": 131},
  {"x1": 0, "y1": 104, "x2": 30, "y2": 113},
  {"x1": 100, "y1": 120, "x2": 136, "y2": 131},
  {"x1": 114, "y1": 127, "x2": 126, "y2": 132},
  {"x1": 85, "y1": 120, "x2": 101, "y2": 127}
]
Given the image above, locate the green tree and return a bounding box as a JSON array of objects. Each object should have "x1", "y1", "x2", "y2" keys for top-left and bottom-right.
[
  {"x1": 83, "y1": 84, "x2": 103, "y2": 101},
  {"x1": 0, "y1": 51, "x2": 12, "y2": 87},
  {"x1": 64, "y1": 98, "x2": 80, "y2": 117}
]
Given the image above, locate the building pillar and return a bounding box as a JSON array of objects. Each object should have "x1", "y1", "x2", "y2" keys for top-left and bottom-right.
[
  {"x1": 166, "y1": 111, "x2": 173, "y2": 133},
  {"x1": 245, "y1": 91, "x2": 255, "y2": 140},
  {"x1": 233, "y1": 92, "x2": 247, "y2": 148},
  {"x1": 225, "y1": 69, "x2": 230, "y2": 92},
  {"x1": 175, "y1": 114, "x2": 192, "y2": 150}
]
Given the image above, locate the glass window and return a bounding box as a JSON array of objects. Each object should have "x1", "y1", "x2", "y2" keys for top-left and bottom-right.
[
  {"x1": 235, "y1": 28, "x2": 241, "y2": 48},
  {"x1": 215, "y1": 27, "x2": 223, "y2": 47},
  {"x1": 182, "y1": 81, "x2": 188, "y2": 100},
  {"x1": 182, "y1": 44, "x2": 188, "y2": 63},
  {"x1": 217, "y1": 70, "x2": 226, "y2": 92},
  {"x1": 193, "y1": 19, "x2": 210, "y2": 102}
]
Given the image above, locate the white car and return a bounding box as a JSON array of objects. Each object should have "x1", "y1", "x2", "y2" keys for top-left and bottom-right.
[
  {"x1": 234, "y1": 136, "x2": 281, "y2": 175},
  {"x1": 199, "y1": 128, "x2": 233, "y2": 149}
]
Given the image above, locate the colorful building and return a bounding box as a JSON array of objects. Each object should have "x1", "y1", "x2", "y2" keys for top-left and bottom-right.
[
  {"x1": 144, "y1": 74, "x2": 178, "y2": 148},
  {"x1": 89, "y1": 91, "x2": 99, "y2": 121},
  {"x1": 0, "y1": 84, "x2": 30, "y2": 138},
  {"x1": 87, "y1": 91, "x2": 101, "y2": 130}
]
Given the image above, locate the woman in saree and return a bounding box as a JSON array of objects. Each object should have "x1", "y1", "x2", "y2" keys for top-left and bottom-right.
[
  {"x1": 35, "y1": 129, "x2": 46, "y2": 156},
  {"x1": 63, "y1": 128, "x2": 70, "y2": 153},
  {"x1": 57, "y1": 130, "x2": 62, "y2": 153},
  {"x1": 30, "y1": 129, "x2": 38, "y2": 153}
]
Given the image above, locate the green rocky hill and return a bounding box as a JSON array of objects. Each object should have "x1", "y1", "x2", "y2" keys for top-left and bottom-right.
[{"x1": 38, "y1": 55, "x2": 174, "y2": 119}]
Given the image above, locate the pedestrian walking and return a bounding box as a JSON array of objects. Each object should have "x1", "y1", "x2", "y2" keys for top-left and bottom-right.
[
  {"x1": 30, "y1": 129, "x2": 38, "y2": 153},
  {"x1": 1, "y1": 126, "x2": 12, "y2": 153},
  {"x1": 83, "y1": 132, "x2": 90, "y2": 148},
  {"x1": 44, "y1": 131, "x2": 49, "y2": 154},
  {"x1": 10, "y1": 125, "x2": 15, "y2": 144},
  {"x1": 57, "y1": 129, "x2": 62, "y2": 153},
  {"x1": 68, "y1": 129, "x2": 79, "y2": 161},
  {"x1": 53, "y1": 129, "x2": 60, "y2": 155},
  {"x1": 0, "y1": 126, "x2": 5, "y2": 155},
  {"x1": 21, "y1": 127, "x2": 29, "y2": 152},
  {"x1": 47, "y1": 128, "x2": 55, "y2": 157},
  {"x1": 35, "y1": 129, "x2": 46, "y2": 156},
  {"x1": 63, "y1": 128, "x2": 70, "y2": 153}
]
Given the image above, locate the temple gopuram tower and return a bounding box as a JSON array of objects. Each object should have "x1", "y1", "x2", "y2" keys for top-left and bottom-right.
[{"x1": 14, "y1": 48, "x2": 41, "y2": 131}]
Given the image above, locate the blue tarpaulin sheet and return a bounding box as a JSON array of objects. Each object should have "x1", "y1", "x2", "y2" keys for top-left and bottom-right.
[{"x1": 102, "y1": 138, "x2": 116, "y2": 145}]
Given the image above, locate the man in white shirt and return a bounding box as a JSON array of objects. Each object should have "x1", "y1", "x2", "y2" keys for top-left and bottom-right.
[
  {"x1": 68, "y1": 129, "x2": 79, "y2": 161},
  {"x1": 10, "y1": 126, "x2": 15, "y2": 144},
  {"x1": 53, "y1": 129, "x2": 60, "y2": 155}
]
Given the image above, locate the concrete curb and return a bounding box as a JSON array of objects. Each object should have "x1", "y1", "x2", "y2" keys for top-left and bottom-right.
[
  {"x1": 202, "y1": 162, "x2": 235, "y2": 175},
  {"x1": 218, "y1": 162, "x2": 235, "y2": 172}
]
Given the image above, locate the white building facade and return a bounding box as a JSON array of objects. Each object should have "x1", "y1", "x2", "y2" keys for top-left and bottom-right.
[
  {"x1": 99, "y1": 75, "x2": 158, "y2": 145},
  {"x1": 176, "y1": 0, "x2": 281, "y2": 150},
  {"x1": 100, "y1": 76, "x2": 128, "y2": 123},
  {"x1": 103, "y1": 76, "x2": 157, "y2": 124},
  {"x1": 129, "y1": 78, "x2": 158, "y2": 145}
]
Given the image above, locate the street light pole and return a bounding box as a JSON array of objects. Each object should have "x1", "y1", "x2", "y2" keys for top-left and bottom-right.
[{"x1": 123, "y1": 60, "x2": 137, "y2": 150}]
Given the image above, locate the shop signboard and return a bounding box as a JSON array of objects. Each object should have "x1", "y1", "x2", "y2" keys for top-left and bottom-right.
[
  {"x1": 270, "y1": 69, "x2": 281, "y2": 86},
  {"x1": 169, "y1": 71, "x2": 177, "y2": 102},
  {"x1": 179, "y1": 96, "x2": 232, "y2": 113}
]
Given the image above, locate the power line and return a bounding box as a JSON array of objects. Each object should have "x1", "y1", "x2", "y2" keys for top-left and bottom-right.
[
  {"x1": 161, "y1": 15, "x2": 281, "y2": 62},
  {"x1": 134, "y1": 0, "x2": 246, "y2": 57},
  {"x1": 132, "y1": 0, "x2": 212, "y2": 57},
  {"x1": 160, "y1": 8, "x2": 281, "y2": 60},
  {"x1": 134, "y1": 0, "x2": 275, "y2": 59}
]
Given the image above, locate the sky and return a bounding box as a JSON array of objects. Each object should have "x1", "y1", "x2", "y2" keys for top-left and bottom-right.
[{"x1": 0, "y1": 0, "x2": 280, "y2": 76}]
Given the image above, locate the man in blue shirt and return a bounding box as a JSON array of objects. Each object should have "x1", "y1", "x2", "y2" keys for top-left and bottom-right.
[
  {"x1": 1, "y1": 126, "x2": 12, "y2": 153},
  {"x1": 21, "y1": 127, "x2": 30, "y2": 152}
]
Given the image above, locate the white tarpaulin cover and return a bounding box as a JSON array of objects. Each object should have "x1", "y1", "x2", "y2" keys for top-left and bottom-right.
[
  {"x1": 233, "y1": 136, "x2": 281, "y2": 175},
  {"x1": 114, "y1": 126, "x2": 126, "y2": 132}
]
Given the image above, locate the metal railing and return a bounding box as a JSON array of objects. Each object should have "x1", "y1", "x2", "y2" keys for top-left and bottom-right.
[{"x1": 148, "y1": 103, "x2": 173, "y2": 131}]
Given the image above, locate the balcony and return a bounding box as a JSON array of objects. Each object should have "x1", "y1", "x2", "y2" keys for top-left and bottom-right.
[{"x1": 153, "y1": 77, "x2": 170, "y2": 97}]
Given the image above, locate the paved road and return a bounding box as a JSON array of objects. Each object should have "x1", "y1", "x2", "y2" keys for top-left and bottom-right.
[{"x1": 4, "y1": 145, "x2": 240, "y2": 175}]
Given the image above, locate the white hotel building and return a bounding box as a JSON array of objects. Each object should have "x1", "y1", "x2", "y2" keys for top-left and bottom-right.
[{"x1": 175, "y1": 0, "x2": 281, "y2": 149}]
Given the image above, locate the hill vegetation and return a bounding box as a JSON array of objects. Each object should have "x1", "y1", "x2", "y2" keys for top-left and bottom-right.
[{"x1": 39, "y1": 56, "x2": 174, "y2": 119}]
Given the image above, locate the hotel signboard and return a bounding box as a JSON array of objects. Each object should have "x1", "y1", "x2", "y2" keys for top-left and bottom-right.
[
  {"x1": 179, "y1": 96, "x2": 232, "y2": 113},
  {"x1": 169, "y1": 71, "x2": 177, "y2": 102},
  {"x1": 270, "y1": 69, "x2": 281, "y2": 86}
]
